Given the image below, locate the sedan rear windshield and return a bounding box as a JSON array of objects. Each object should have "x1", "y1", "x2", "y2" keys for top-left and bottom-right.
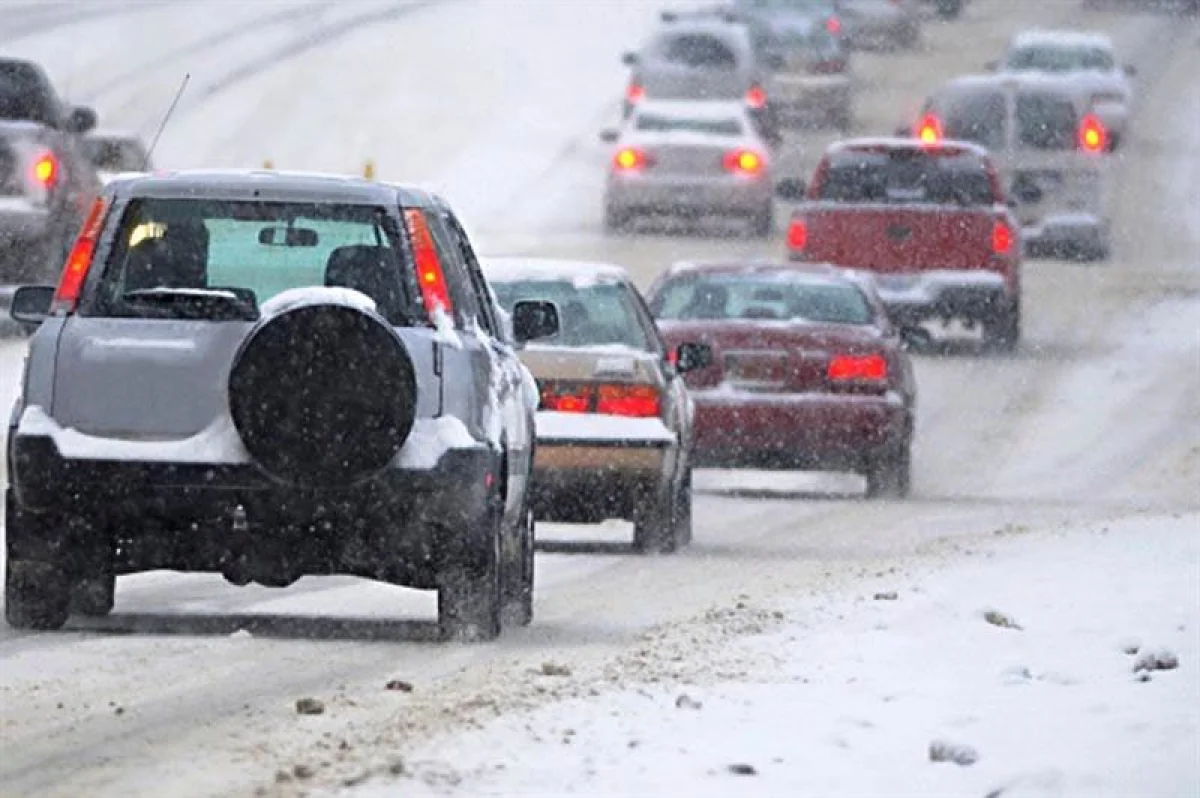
[
  {"x1": 653, "y1": 33, "x2": 740, "y2": 70},
  {"x1": 651, "y1": 274, "x2": 875, "y2": 325},
  {"x1": 816, "y1": 150, "x2": 996, "y2": 205},
  {"x1": 635, "y1": 114, "x2": 743, "y2": 136},
  {"x1": 89, "y1": 198, "x2": 415, "y2": 323},
  {"x1": 490, "y1": 279, "x2": 653, "y2": 350}
]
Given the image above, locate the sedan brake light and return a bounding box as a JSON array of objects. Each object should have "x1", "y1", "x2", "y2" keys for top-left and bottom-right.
[
  {"x1": 51, "y1": 196, "x2": 110, "y2": 313},
  {"x1": 745, "y1": 84, "x2": 767, "y2": 110},
  {"x1": 825, "y1": 15, "x2": 842, "y2": 34},
  {"x1": 786, "y1": 216, "x2": 809, "y2": 253},
  {"x1": 723, "y1": 149, "x2": 764, "y2": 175},
  {"x1": 540, "y1": 381, "x2": 661, "y2": 418},
  {"x1": 626, "y1": 82, "x2": 645, "y2": 104},
  {"x1": 827, "y1": 353, "x2": 888, "y2": 383},
  {"x1": 613, "y1": 147, "x2": 651, "y2": 171}
]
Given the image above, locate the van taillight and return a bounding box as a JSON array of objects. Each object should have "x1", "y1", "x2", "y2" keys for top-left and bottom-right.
[
  {"x1": 403, "y1": 208, "x2": 454, "y2": 318},
  {"x1": 51, "y1": 196, "x2": 110, "y2": 313},
  {"x1": 786, "y1": 217, "x2": 809, "y2": 253},
  {"x1": 1079, "y1": 113, "x2": 1107, "y2": 153},
  {"x1": 992, "y1": 220, "x2": 1014, "y2": 255}
]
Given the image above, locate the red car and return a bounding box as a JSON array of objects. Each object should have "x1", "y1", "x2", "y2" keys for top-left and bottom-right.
[
  {"x1": 778, "y1": 137, "x2": 1022, "y2": 351},
  {"x1": 646, "y1": 261, "x2": 917, "y2": 497}
]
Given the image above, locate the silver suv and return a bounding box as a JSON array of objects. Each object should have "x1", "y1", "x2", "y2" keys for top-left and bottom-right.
[{"x1": 5, "y1": 170, "x2": 558, "y2": 640}]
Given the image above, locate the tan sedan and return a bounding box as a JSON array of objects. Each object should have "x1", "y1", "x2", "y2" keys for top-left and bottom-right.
[{"x1": 482, "y1": 257, "x2": 711, "y2": 554}]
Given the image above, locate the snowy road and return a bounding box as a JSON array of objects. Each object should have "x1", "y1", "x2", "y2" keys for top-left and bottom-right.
[{"x1": 1, "y1": 1, "x2": 1198, "y2": 796}]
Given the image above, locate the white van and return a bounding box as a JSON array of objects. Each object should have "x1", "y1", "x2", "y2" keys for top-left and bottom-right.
[{"x1": 912, "y1": 73, "x2": 1114, "y2": 261}]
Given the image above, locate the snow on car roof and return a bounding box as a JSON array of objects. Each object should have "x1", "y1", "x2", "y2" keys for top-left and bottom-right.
[
  {"x1": 1010, "y1": 29, "x2": 1114, "y2": 52},
  {"x1": 481, "y1": 257, "x2": 631, "y2": 286},
  {"x1": 939, "y1": 72, "x2": 1093, "y2": 101}
]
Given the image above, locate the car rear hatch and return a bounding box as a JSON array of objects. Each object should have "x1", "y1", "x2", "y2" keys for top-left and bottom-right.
[{"x1": 627, "y1": 131, "x2": 740, "y2": 178}]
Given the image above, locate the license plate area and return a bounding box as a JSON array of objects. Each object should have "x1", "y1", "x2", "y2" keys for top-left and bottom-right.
[{"x1": 724, "y1": 350, "x2": 789, "y2": 392}]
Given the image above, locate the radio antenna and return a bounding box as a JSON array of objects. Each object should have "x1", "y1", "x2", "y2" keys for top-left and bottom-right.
[{"x1": 142, "y1": 73, "x2": 190, "y2": 171}]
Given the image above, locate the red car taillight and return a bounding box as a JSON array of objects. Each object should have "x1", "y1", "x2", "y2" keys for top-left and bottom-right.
[
  {"x1": 786, "y1": 216, "x2": 809, "y2": 254},
  {"x1": 825, "y1": 15, "x2": 842, "y2": 34},
  {"x1": 52, "y1": 196, "x2": 110, "y2": 313},
  {"x1": 626, "y1": 82, "x2": 645, "y2": 104},
  {"x1": 722, "y1": 148, "x2": 764, "y2": 175},
  {"x1": 992, "y1": 219, "x2": 1014, "y2": 255},
  {"x1": 613, "y1": 147, "x2": 651, "y2": 172},
  {"x1": 540, "y1": 381, "x2": 661, "y2": 418},
  {"x1": 745, "y1": 84, "x2": 767, "y2": 110},
  {"x1": 827, "y1": 353, "x2": 888, "y2": 386}
]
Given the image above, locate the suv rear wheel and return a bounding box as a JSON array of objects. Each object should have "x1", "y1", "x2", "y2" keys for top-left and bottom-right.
[
  {"x1": 71, "y1": 573, "x2": 116, "y2": 617},
  {"x1": 633, "y1": 480, "x2": 680, "y2": 554},
  {"x1": 864, "y1": 445, "x2": 912, "y2": 499},
  {"x1": 4, "y1": 499, "x2": 72, "y2": 630},
  {"x1": 983, "y1": 301, "x2": 1021, "y2": 353},
  {"x1": 500, "y1": 506, "x2": 535, "y2": 627}
]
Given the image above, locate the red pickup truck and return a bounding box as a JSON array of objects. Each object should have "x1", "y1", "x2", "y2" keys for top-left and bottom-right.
[{"x1": 780, "y1": 138, "x2": 1021, "y2": 351}]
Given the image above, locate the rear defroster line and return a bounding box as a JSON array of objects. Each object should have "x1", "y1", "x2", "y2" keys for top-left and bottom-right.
[{"x1": 186, "y1": 1, "x2": 435, "y2": 107}]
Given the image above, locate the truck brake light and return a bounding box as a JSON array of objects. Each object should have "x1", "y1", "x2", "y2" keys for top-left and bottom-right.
[
  {"x1": 51, "y1": 196, "x2": 110, "y2": 313},
  {"x1": 992, "y1": 220, "x2": 1014, "y2": 255},
  {"x1": 786, "y1": 217, "x2": 809, "y2": 252}
]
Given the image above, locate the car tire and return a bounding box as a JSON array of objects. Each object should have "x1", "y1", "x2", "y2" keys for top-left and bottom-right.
[
  {"x1": 603, "y1": 205, "x2": 630, "y2": 235},
  {"x1": 438, "y1": 510, "x2": 503, "y2": 643},
  {"x1": 4, "y1": 497, "x2": 72, "y2": 630},
  {"x1": 751, "y1": 202, "x2": 774, "y2": 238},
  {"x1": 632, "y1": 482, "x2": 678, "y2": 554},
  {"x1": 864, "y1": 445, "x2": 912, "y2": 499},
  {"x1": 71, "y1": 572, "x2": 116, "y2": 617},
  {"x1": 983, "y1": 301, "x2": 1021, "y2": 353},
  {"x1": 500, "y1": 507, "x2": 535, "y2": 628},
  {"x1": 674, "y1": 465, "x2": 694, "y2": 547}
]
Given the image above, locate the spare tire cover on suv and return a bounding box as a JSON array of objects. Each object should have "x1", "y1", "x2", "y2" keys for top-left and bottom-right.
[{"x1": 228, "y1": 301, "x2": 417, "y2": 488}]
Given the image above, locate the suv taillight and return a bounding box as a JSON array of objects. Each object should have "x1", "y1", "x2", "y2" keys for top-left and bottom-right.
[
  {"x1": 403, "y1": 208, "x2": 454, "y2": 318},
  {"x1": 52, "y1": 196, "x2": 110, "y2": 313}
]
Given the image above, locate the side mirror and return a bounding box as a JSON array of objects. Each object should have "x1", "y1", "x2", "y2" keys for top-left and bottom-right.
[
  {"x1": 1124, "y1": 64, "x2": 1137, "y2": 77},
  {"x1": 674, "y1": 341, "x2": 713, "y2": 373},
  {"x1": 898, "y1": 326, "x2": 933, "y2": 351},
  {"x1": 599, "y1": 128, "x2": 620, "y2": 143},
  {"x1": 775, "y1": 177, "x2": 807, "y2": 201},
  {"x1": 10, "y1": 284, "x2": 56, "y2": 327},
  {"x1": 511, "y1": 299, "x2": 559, "y2": 344},
  {"x1": 65, "y1": 105, "x2": 98, "y2": 134},
  {"x1": 621, "y1": 51, "x2": 638, "y2": 66},
  {"x1": 984, "y1": 60, "x2": 999, "y2": 72}
]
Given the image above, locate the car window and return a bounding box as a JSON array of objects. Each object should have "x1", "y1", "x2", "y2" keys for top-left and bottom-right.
[
  {"x1": 654, "y1": 33, "x2": 740, "y2": 70},
  {"x1": 816, "y1": 150, "x2": 997, "y2": 206},
  {"x1": 1007, "y1": 45, "x2": 1115, "y2": 72},
  {"x1": 634, "y1": 113, "x2": 744, "y2": 136},
  {"x1": 940, "y1": 90, "x2": 1007, "y2": 151},
  {"x1": 442, "y1": 211, "x2": 502, "y2": 339},
  {"x1": 422, "y1": 210, "x2": 481, "y2": 328},
  {"x1": 651, "y1": 273, "x2": 876, "y2": 325},
  {"x1": 89, "y1": 198, "x2": 417, "y2": 324},
  {"x1": 490, "y1": 279, "x2": 654, "y2": 351},
  {"x1": 1016, "y1": 92, "x2": 1079, "y2": 150},
  {"x1": 85, "y1": 138, "x2": 148, "y2": 172}
]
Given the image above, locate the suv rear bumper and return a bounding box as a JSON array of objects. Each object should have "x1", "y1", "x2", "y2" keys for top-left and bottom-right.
[
  {"x1": 9, "y1": 432, "x2": 498, "y2": 586},
  {"x1": 870, "y1": 270, "x2": 1015, "y2": 326}
]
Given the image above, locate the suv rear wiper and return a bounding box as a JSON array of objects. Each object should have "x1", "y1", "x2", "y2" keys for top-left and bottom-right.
[{"x1": 122, "y1": 287, "x2": 259, "y2": 321}]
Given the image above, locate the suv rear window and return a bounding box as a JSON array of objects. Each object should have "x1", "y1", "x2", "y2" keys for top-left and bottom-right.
[
  {"x1": 939, "y1": 88, "x2": 1080, "y2": 152},
  {"x1": 90, "y1": 198, "x2": 416, "y2": 323},
  {"x1": 651, "y1": 273, "x2": 874, "y2": 325},
  {"x1": 1007, "y1": 46, "x2": 1115, "y2": 72},
  {"x1": 942, "y1": 91, "x2": 1007, "y2": 151},
  {"x1": 815, "y1": 149, "x2": 997, "y2": 206},
  {"x1": 654, "y1": 33, "x2": 739, "y2": 70}
]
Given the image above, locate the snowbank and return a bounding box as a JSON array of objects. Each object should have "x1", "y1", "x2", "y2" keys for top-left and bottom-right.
[{"x1": 339, "y1": 512, "x2": 1200, "y2": 797}]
